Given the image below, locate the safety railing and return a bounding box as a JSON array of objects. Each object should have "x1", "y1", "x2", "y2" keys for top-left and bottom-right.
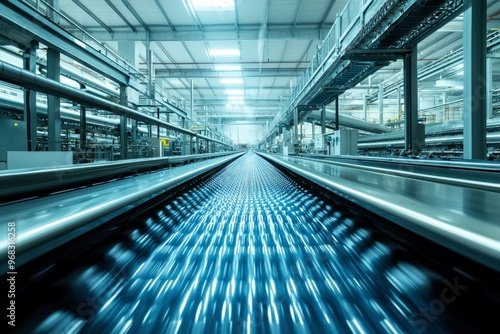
[
  {"x1": 3, "y1": 1, "x2": 234, "y2": 149},
  {"x1": 264, "y1": 0, "x2": 387, "y2": 141},
  {"x1": 19, "y1": 0, "x2": 143, "y2": 81}
]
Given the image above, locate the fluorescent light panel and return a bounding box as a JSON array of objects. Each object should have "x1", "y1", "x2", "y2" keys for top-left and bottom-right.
[
  {"x1": 191, "y1": 0, "x2": 234, "y2": 10},
  {"x1": 225, "y1": 89, "x2": 244, "y2": 95},
  {"x1": 220, "y1": 78, "x2": 243, "y2": 84},
  {"x1": 228, "y1": 96, "x2": 245, "y2": 101},
  {"x1": 210, "y1": 49, "x2": 240, "y2": 57}
]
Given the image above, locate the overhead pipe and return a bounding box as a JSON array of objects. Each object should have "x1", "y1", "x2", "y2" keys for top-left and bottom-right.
[
  {"x1": 307, "y1": 108, "x2": 392, "y2": 134},
  {"x1": 0, "y1": 60, "x2": 231, "y2": 148},
  {"x1": 0, "y1": 92, "x2": 149, "y2": 133}
]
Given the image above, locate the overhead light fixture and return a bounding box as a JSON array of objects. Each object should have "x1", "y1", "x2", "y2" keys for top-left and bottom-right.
[
  {"x1": 225, "y1": 89, "x2": 244, "y2": 95},
  {"x1": 220, "y1": 78, "x2": 243, "y2": 84},
  {"x1": 191, "y1": 0, "x2": 234, "y2": 11},
  {"x1": 210, "y1": 49, "x2": 240, "y2": 57},
  {"x1": 215, "y1": 64, "x2": 241, "y2": 71}
]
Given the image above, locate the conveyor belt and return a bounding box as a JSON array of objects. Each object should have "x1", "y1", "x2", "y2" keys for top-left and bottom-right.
[{"x1": 10, "y1": 152, "x2": 498, "y2": 333}]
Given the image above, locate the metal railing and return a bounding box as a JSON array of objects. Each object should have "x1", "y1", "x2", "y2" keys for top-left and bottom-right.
[
  {"x1": 264, "y1": 0, "x2": 387, "y2": 141},
  {"x1": 4, "y1": 1, "x2": 234, "y2": 149},
  {"x1": 20, "y1": 0, "x2": 142, "y2": 80}
]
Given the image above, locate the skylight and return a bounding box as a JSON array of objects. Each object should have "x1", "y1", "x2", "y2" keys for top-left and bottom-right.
[
  {"x1": 191, "y1": 0, "x2": 234, "y2": 11},
  {"x1": 210, "y1": 49, "x2": 240, "y2": 57},
  {"x1": 220, "y1": 78, "x2": 243, "y2": 84}
]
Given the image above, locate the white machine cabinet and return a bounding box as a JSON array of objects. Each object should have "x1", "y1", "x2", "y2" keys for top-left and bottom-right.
[{"x1": 331, "y1": 129, "x2": 358, "y2": 155}]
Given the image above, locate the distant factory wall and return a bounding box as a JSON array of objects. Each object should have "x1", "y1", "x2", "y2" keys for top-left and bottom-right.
[{"x1": 222, "y1": 124, "x2": 266, "y2": 146}]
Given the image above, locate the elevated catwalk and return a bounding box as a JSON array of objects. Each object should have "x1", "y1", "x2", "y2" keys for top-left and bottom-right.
[{"x1": 8, "y1": 152, "x2": 499, "y2": 333}]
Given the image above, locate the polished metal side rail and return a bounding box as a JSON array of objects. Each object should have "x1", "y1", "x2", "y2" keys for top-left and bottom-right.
[
  {"x1": 295, "y1": 155, "x2": 500, "y2": 192},
  {"x1": 0, "y1": 151, "x2": 240, "y2": 200},
  {"x1": 257, "y1": 153, "x2": 500, "y2": 272},
  {"x1": 0, "y1": 152, "x2": 244, "y2": 267},
  {"x1": 300, "y1": 153, "x2": 500, "y2": 171}
]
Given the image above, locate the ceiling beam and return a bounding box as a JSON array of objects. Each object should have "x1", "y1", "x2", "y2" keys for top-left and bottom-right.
[
  {"x1": 120, "y1": 0, "x2": 150, "y2": 32},
  {"x1": 198, "y1": 111, "x2": 276, "y2": 119},
  {"x1": 104, "y1": 0, "x2": 136, "y2": 32},
  {"x1": 70, "y1": 26, "x2": 331, "y2": 42},
  {"x1": 70, "y1": 0, "x2": 113, "y2": 35},
  {"x1": 155, "y1": 69, "x2": 304, "y2": 78},
  {"x1": 153, "y1": 0, "x2": 176, "y2": 32}
]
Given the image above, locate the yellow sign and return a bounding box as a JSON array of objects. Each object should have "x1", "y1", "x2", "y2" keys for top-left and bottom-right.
[{"x1": 160, "y1": 138, "x2": 170, "y2": 147}]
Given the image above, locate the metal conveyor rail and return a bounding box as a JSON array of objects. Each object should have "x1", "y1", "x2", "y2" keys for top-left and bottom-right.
[{"x1": 7, "y1": 151, "x2": 498, "y2": 334}]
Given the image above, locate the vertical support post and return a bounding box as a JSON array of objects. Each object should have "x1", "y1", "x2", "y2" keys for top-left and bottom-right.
[
  {"x1": 47, "y1": 0, "x2": 60, "y2": 24},
  {"x1": 335, "y1": 97, "x2": 340, "y2": 130},
  {"x1": 311, "y1": 121, "x2": 315, "y2": 141},
  {"x1": 23, "y1": 42, "x2": 38, "y2": 151},
  {"x1": 47, "y1": 48, "x2": 61, "y2": 151},
  {"x1": 463, "y1": 0, "x2": 487, "y2": 159},
  {"x1": 80, "y1": 104, "x2": 86, "y2": 151},
  {"x1": 441, "y1": 92, "x2": 447, "y2": 122},
  {"x1": 363, "y1": 95, "x2": 368, "y2": 122},
  {"x1": 146, "y1": 32, "x2": 154, "y2": 99},
  {"x1": 237, "y1": 126, "x2": 240, "y2": 147},
  {"x1": 486, "y1": 57, "x2": 493, "y2": 120},
  {"x1": 157, "y1": 107, "x2": 160, "y2": 138},
  {"x1": 294, "y1": 107, "x2": 299, "y2": 153},
  {"x1": 404, "y1": 47, "x2": 419, "y2": 151},
  {"x1": 190, "y1": 80, "x2": 194, "y2": 126},
  {"x1": 397, "y1": 86, "x2": 401, "y2": 120},
  {"x1": 336, "y1": 13, "x2": 341, "y2": 50},
  {"x1": 132, "y1": 119, "x2": 138, "y2": 146},
  {"x1": 378, "y1": 84, "x2": 384, "y2": 125},
  {"x1": 321, "y1": 104, "x2": 326, "y2": 135},
  {"x1": 181, "y1": 118, "x2": 186, "y2": 155},
  {"x1": 119, "y1": 85, "x2": 128, "y2": 160}
]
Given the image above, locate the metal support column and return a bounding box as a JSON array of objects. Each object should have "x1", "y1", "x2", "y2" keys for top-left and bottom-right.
[
  {"x1": 47, "y1": 48, "x2": 61, "y2": 151},
  {"x1": 440, "y1": 92, "x2": 447, "y2": 122},
  {"x1": 311, "y1": 121, "x2": 315, "y2": 142},
  {"x1": 463, "y1": 0, "x2": 487, "y2": 159},
  {"x1": 47, "y1": 0, "x2": 60, "y2": 24},
  {"x1": 181, "y1": 118, "x2": 186, "y2": 155},
  {"x1": 335, "y1": 97, "x2": 340, "y2": 130},
  {"x1": 157, "y1": 107, "x2": 160, "y2": 138},
  {"x1": 146, "y1": 32, "x2": 154, "y2": 99},
  {"x1": 132, "y1": 120, "x2": 138, "y2": 146},
  {"x1": 23, "y1": 42, "x2": 38, "y2": 151},
  {"x1": 321, "y1": 104, "x2": 326, "y2": 135},
  {"x1": 80, "y1": 104, "x2": 86, "y2": 151},
  {"x1": 404, "y1": 47, "x2": 419, "y2": 151},
  {"x1": 190, "y1": 80, "x2": 194, "y2": 125},
  {"x1": 378, "y1": 84, "x2": 384, "y2": 125},
  {"x1": 294, "y1": 107, "x2": 299, "y2": 153},
  {"x1": 119, "y1": 85, "x2": 128, "y2": 160},
  {"x1": 487, "y1": 57, "x2": 493, "y2": 120},
  {"x1": 363, "y1": 95, "x2": 368, "y2": 122},
  {"x1": 397, "y1": 86, "x2": 401, "y2": 120}
]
